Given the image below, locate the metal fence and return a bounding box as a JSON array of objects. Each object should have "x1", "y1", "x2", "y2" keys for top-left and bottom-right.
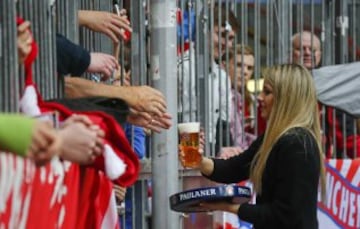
[{"x1": 1, "y1": 0, "x2": 360, "y2": 228}]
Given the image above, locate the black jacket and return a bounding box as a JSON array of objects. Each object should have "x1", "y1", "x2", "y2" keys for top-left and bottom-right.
[
  {"x1": 206, "y1": 127, "x2": 320, "y2": 229},
  {"x1": 56, "y1": 34, "x2": 90, "y2": 76}
]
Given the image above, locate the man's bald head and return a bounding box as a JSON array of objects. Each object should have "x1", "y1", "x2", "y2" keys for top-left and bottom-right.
[{"x1": 292, "y1": 31, "x2": 322, "y2": 69}]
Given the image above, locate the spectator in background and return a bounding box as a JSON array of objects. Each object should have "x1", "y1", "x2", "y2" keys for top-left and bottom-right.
[
  {"x1": 219, "y1": 45, "x2": 258, "y2": 159},
  {"x1": 210, "y1": 5, "x2": 238, "y2": 153},
  {"x1": 292, "y1": 31, "x2": 360, "y2": 158},
  {"x1": 292, "y1": 31, "x2": 322, "y2": 70},
  {"x1": 177, "y1": 4, "x2": 238, "y2": 154}
]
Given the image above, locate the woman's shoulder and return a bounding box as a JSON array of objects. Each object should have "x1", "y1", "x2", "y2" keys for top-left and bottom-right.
[{"x1": 276, "y1": 127, "x2": 317, "y2": 150}]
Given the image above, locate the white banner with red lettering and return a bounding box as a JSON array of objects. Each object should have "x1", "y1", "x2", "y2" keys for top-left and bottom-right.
[
  {"x1": 318, "y1": 159, "x2": 360, "y2": 229},
  {"x1": 215, "y1": 159, "x2": 360, "y2": 229}
]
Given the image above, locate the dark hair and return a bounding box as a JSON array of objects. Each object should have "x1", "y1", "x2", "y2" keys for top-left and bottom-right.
[{"x1": 212, "y1": 4, "x2": 239, "y2": 32}]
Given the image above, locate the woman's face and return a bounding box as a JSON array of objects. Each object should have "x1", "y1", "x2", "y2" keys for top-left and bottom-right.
[{"x1": 257, "y1": 82, "x2": 274, "y2": 120}]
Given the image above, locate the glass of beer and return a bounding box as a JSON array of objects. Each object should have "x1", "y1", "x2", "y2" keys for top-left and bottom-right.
[{"x1": 178, "y1": 122, "x2": 201, "y2": 168}]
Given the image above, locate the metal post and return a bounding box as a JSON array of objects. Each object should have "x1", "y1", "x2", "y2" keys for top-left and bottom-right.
[
  {"x1": 56, "y1": 0, "x2": 79, "y2": 43},
  {"x1": 274, "y1": 0, "x2": 291, "y2": 64},
  {"x1": 0, "y1": 0, "x2": 18, "y2": 112},
  {"x1": 131, "y1": 0, "x2": 147, "y2": 86},
  {"x1": 149, "y1": 0, "x2": 178, "y2": 228},
  {"x1": 335, "y1": 0, "x2": 349, "y2": 64}
]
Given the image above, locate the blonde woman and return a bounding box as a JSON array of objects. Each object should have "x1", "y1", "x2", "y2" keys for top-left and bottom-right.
[{"x1": 180, "y1": 64, "x2": 326, "y2": 229}]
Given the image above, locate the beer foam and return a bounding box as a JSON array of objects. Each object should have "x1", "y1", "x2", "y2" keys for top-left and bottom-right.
[{"x1": 178, "y1": 122, "x2": 200, "y2": 133}]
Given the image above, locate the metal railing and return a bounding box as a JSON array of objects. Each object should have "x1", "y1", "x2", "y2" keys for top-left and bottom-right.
[{"x1": 1, "y1": 0, "x2": 360, "y2": 228}]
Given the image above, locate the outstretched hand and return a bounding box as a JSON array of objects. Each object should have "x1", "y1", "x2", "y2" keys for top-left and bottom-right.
[
  {"x1": 88, "y1": 52, "x2": 119, "y2": 79},
  {"x1": 78, "y1": 10, "x2": 132, "y2": 42},
  {"x1": 127, "y1": 109, "x2": 172, "y2": 133},
  {"x1": 124, "y1": 85, "x2": 167, "y2": 117}
]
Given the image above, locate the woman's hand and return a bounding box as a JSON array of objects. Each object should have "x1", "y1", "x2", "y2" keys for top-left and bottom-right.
[{"x1": 178, "y1": 129, "x2": 205, "y2": 169}]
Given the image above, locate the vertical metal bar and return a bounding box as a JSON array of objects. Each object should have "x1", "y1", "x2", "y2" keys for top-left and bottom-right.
[
  {"x1": 321, "y1": 0, "x2": 330, "y2": 66},
  {"x1": 240, "y1": 1, "x2": 246, "y2": 145},
  {"x1": 335, "y1": 0, "x2": 349, "y2": 159},
  {"x1": 179, "y1": 0, "x2": 185, "y2": 123},
  {"x1": 209, "y1": 0, "x2": 215, "y2": 156},
  {"x1": 134, "y1": 181, "x2": 146, "y2": 229},
  {"x1": 224, "y1": 0, "x2": 230, "y2": 147},
  {"x1": 188, "y1": 1, "x2": 194, "y2": 123},
  {"x1": 310, "y1": 0, "x2": 315, "y2": 70},
  {"x1": 217, "y1": 0, "x2": 223, "y2": 152},
  {"x1": 351, "y1": 0, "x2": 358, "y2": 158},
  {"x1": 0, "y1": 0, "x2": 18, "y2": 112},
  {"x1": 266, "y1": 0, "x2": 272, "y2": 65},
  {"x1": 253, "y1": 0, "x2": 260, "y2": 136},
  {"x1": 289, "y1": 0, "x2": 293, "y2": 64},
  {"x1": 198, "y1": 0, "x2": 210, "y2": 158},
  {"x1": 335, "y1": 0, "x2": 349, "y2": 65},
  {"x1": 275, "y1": 0, "x2": 291, "y2": 65},
  {"x1": 131, "y1": 0, "x2": 147, "y2": 86},
  {"x1": 149, "y1": 0, "x2": 179, "y2": 228},
  {"x1": 299, "y1": 0, "x2": 304, "y2": 65}
]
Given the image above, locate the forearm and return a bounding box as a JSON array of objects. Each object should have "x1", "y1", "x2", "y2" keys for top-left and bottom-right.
[
  {"x1": 0, "y1": 114, "x2": 34, "y2": 156},
  {"x1": 78, "y1": 10, "x2": 89, "y2": 27},
  {"x1": 65, "y1": 77, "x2": 132, "y2": 103}
]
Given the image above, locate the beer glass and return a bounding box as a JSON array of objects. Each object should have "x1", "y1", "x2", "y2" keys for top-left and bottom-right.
[{"x1": 178, "y1": 122, "x2": 201, "y2": 168}]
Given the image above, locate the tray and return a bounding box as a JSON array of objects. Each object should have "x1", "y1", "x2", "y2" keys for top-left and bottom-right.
[{"x1": 169, "y1": 185, "x2": 251, "y2": 213}]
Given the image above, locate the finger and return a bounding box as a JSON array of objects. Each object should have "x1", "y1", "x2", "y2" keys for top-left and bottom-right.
[
  {"x1": 17, "y1": 21, "x2": 31, "y2": 32},
  {"x1": 32, "y1": 132, "x2": 50, "y2": 151},
  {"x1": 104, "y1": 28, "x2": 119, "y2": 43},
  {"x1": 108, "y1": 23, "x2": 126, "y2": 40},
  {"x1": 162, "y1": 112, "x2": 172, "y2": 119},
  {"x1": 92, "y1": 146, "x2": 103, "y2": 156},
  {"x1": 139, "y1": 112, "x2": 152, "y2": 123},
  {"x1": 151, "y1": 98, "x2": 167, "y2": 112},
  {"x1": 28, "y1": 142, "x2": 40, "y2": 156},
  {"x1": 33, "y1": 151, "x2": 52, "y2": 167},
  {"x1": 88, "y1": 154, "x2": 97, "y2": 164},
  {"x1": 146, "y1": 124, "x2": 161, "y2": 133},
  {"x1": 70, "y1": 114, "x2": 94, "y2": 126},
  {"x1": 111, "y1": 15, "x2": 132, "y2": 31},
  {"x1": 119, "y1": 9, "x2": 127, "y2": 16},
  {"x1": 46, "y1": 136, "x2": 62, "y2": 157},
  {"x1": 102, "y1": 67, "x2": 112, "y2": 78},
  {"x1": 96, "y1": 129, "x2": 105, "y2": 138},
  {"x1": 155, "y1": 119, "x2": 171, "y2": 130}
]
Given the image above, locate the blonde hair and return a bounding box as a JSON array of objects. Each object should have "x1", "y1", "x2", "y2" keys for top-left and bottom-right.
[{"x1": 250, "y1": 63, "x2": 326, "y2": 200}]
